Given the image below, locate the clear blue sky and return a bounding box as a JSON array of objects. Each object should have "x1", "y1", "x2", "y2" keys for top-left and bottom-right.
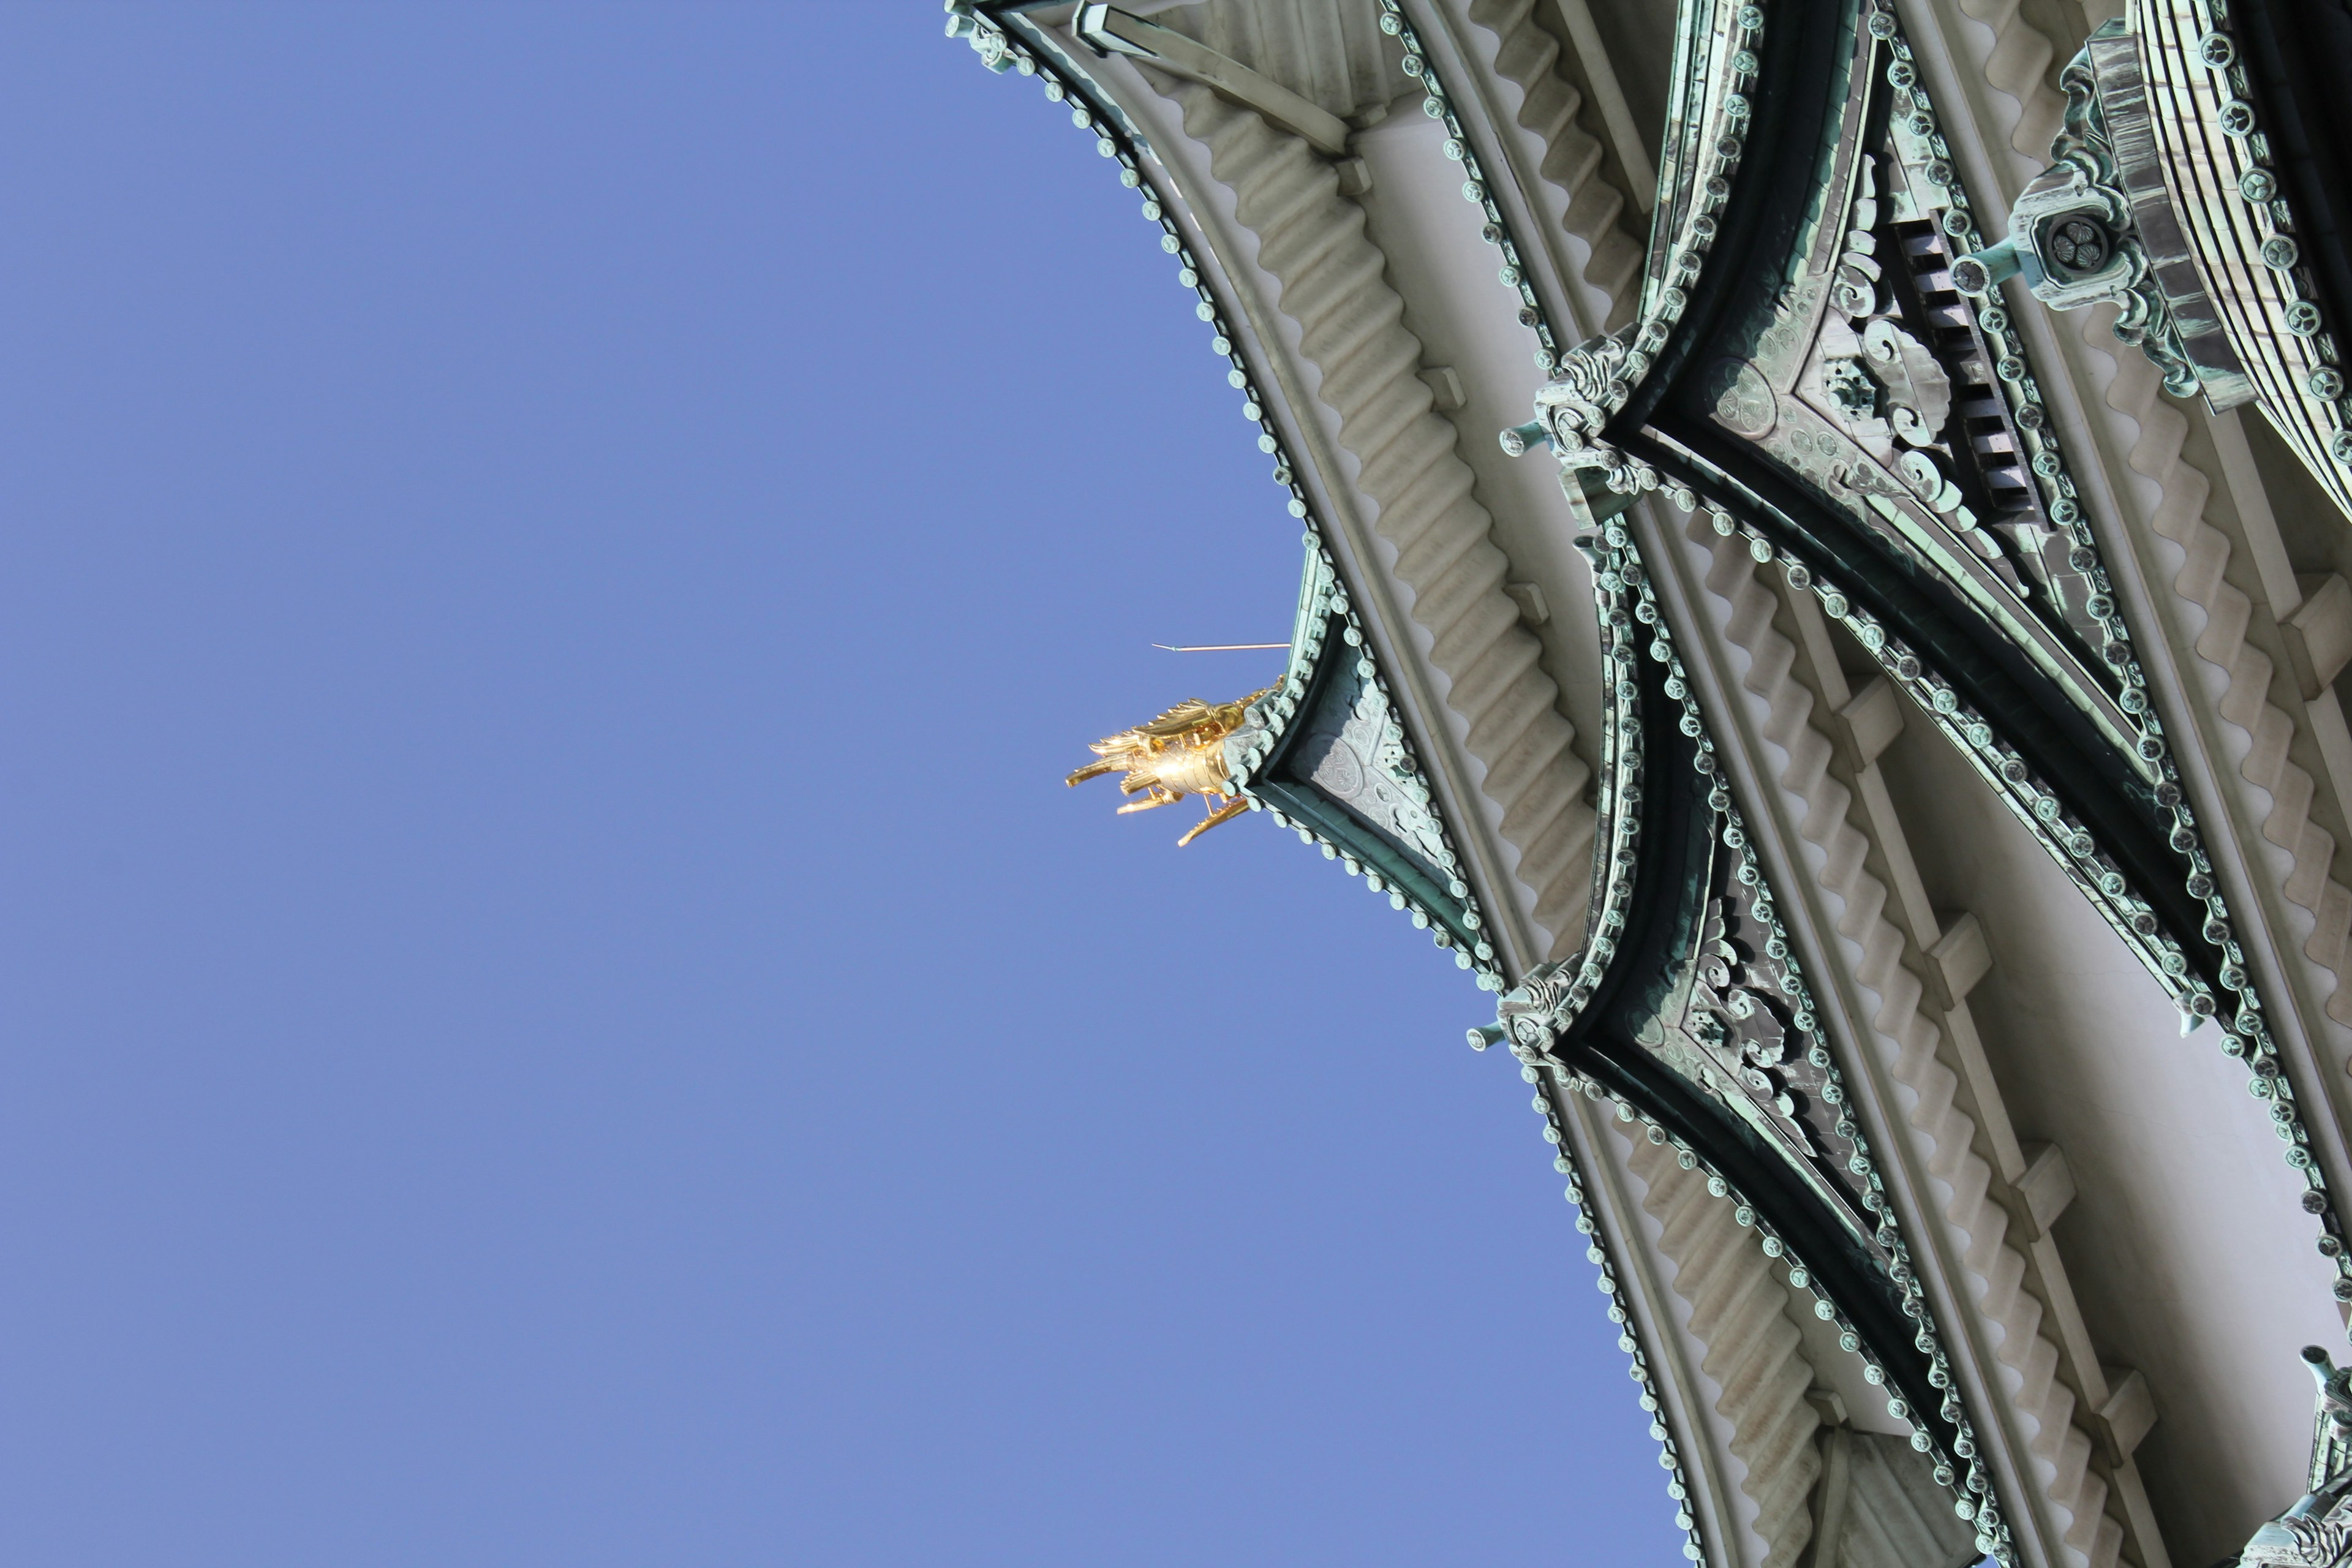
[{"x1": 0, "y1": 5, "x2": 1679, "y2": 1562}]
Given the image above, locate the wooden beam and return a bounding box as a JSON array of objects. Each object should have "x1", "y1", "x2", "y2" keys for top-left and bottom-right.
[
  {"x1": 2286, "y1": 573, "x2": 2352, "y2": 700},
  {"x1": 1837, "y1": 675, "x2": 1905, "y2": 769},
  {"x1": 1928, "y1": 911, "x2": 1993, "y2": 1006},
  {"x1": 2098, "y1": 1366, "x2": 2157, "y2": 1461},
  {"x1": 2017, "y1": 1142, "x2": 2078, "y2": 1240},
  {"x1": 1803, "y1": 1425, "x2": 1853, "y2": 1568}
]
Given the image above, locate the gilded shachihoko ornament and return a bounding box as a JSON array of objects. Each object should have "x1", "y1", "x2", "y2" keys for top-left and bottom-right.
[{"x1": 1065, "y1": 693, "x2": 1264, "y2": 845}]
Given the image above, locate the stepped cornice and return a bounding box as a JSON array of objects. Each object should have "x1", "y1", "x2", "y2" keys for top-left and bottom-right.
[
  {"x1": 1622, "y1": 1129, "x2": 1826, "y2": 1568},
  {"x1": 1668, "y1": 502, "x2": 2146, "y2": 1568},
  {"x1": 1155, "y1": 72, "x2": 1599, "y2": 959},
  {"x1": 1458, "y1": 0, "x2": 1646, "y2": 333},
  {"x1": 2078, "y1": 304, "x2": 2352, "y2": 1030}
]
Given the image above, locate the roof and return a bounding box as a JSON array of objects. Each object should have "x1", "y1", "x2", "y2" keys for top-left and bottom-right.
[{"x1": 952, "y1": 4, "x2": 2352, "y2": 1566}]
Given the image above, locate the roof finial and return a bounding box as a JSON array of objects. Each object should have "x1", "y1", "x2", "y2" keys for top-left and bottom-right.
[{"x1": 1066, "y1": 693, "x2": 1267, "y2": 846}]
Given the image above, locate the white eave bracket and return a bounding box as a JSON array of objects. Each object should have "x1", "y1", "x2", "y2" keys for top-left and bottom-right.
[{"x1": 1074, "y1": 4, "x2": 1352, "y2": 157}]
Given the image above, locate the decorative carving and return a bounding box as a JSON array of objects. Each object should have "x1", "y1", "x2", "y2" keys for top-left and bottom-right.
[
  {"x1": 1825, "y1": 357, "x2": 1878, "y2": 422},
  {"x1": 1710, "y1": 358, "x2": 1778, "y2": 437},
  {"x1": 1947, "y1": 21, "x2": 2245, "y2": 407},
  {"x1": 1066, "y1": 694, "x2": 1265, "y2": 845},
  {"x1": 1832, "y1": 178, "x2": 1886, "y2": 320},
  {"x1": 1283, "y1": 655, "x2": 1453, "y2": 870},
  {"x1": 1815, "y1": 168, "x2": 1951, "y2": 454},
  {"x1": 1503, "y1": 325, "x2": 1660, "y2": 498},
  {"x1": 1793, "y1": 154, "x2": 2035, "y2": 595},
  {"x1": 1646, "y1": 884, "x2": 1820, "y2": 1158},
  {"x1": 2240, "y1": 1348, "x2": 2352, "y2": 1568},
  {"x1": 1494, "y1": 956, "x2": 1577, "y2": 1054},
  {"x1": 1863, "y1": 318, "x2": 1951, "y2": 445},
  {"x1": 1819, "y1": 161, "x2": 1932, "y2": 451},
  {"x1": 1781, "y1": 127, "x2": 2144, "y2": 640},
  {"x1": 1494, "y1": 786, "x2": 1879, "y2": 1253}
]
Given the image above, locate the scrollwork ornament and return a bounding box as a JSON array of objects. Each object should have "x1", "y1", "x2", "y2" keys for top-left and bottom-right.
[
  {"x1": 2241, "y1": 1349, "x2": 2352, "y2": 1568},
  {"x1": 1948, "y1": 23, "x2": 2214, "y2": 402},
  {"x1": 1506, "y1": 326, "x2": 1661, "y2": 496}
]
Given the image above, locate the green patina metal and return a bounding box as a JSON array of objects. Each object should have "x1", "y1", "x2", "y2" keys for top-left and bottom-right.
[
  {"x1": 949, "y1": 3, "x2": 1715, "y2": 1546},
  {"x1": 1383, "y1": 0, "x2": 2016, "y2": 1554},
  {"x1": 1493, "y1": 0, "x2": 2343, "y2": 1556},
  {"x1": 951, "y1": 7, "x2": 2051, "y2": 1556},
  {"x1": 952, "y1": 4, "x2": 2352, "y2": 1562},
  {"x1": 1507, "y1": 0, "x2": 2337, "y2": 1169},
  {"x1": 1489, "y1": 5, "x2": 2352, "y2": 1555},
  {"x1": 1221, "y1": 541, "x2": 1495, "y2": 976}
]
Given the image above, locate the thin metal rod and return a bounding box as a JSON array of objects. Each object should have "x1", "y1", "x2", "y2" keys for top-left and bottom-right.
[{"x1": 1151, "y1": 643, "x2": 1291, "y2": 652}]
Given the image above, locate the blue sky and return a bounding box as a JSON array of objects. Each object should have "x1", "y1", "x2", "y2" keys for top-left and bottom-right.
[{"x1": 0, "y1": 5, "x2": 1678, "y2": 1562}]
